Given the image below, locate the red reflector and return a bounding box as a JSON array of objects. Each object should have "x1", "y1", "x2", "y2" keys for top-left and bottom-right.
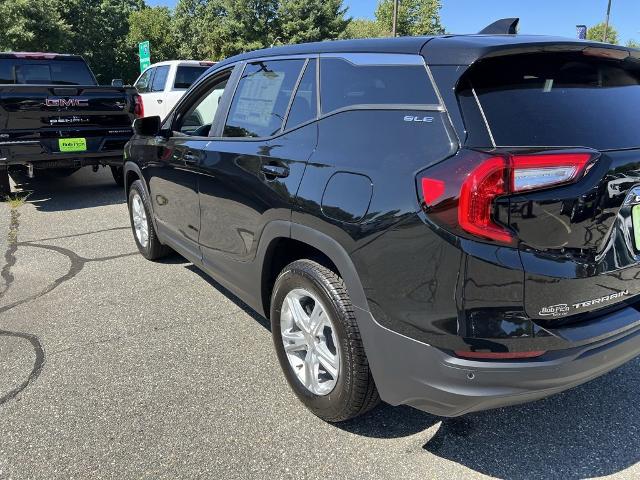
[
  {"x1": 133, "y1": 95, "x2": 144, "y2": 118},
  {"x1": 421, "y1": 178, "x2": 445, "y2": 204},
  {"x1": 455, "y1": 350, "x2": 546, "y2": 360}
]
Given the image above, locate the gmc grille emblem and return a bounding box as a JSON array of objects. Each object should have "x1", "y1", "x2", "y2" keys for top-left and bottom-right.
[{"x1": 45, "y1": 97, "x2": 89, "y2": 108}]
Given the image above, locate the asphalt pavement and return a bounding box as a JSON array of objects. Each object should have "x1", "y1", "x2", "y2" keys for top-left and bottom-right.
[{"x1": 1, "y1": 167, "x2": 639, "y2": 479}]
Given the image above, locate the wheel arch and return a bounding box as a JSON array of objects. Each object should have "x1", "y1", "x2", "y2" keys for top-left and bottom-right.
[
  {"x1": 258, "y1": 222, "x2": 369, "y2": 318},
  {"x1": 123, "y1": 161, "x2": 161, "y2": 235}
]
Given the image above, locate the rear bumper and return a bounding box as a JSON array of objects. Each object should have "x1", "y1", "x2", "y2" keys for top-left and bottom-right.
[
  {"x1": 0, "y1": 135, "x2": 129, "y2": 166},
  {"x1": 357, "y1": 307, "x2": 640, "y2": 417}
]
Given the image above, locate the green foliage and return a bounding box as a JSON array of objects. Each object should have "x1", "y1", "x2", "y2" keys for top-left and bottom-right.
[
  {"x1": 128, "y1": 7, "x2": 179, "y2": 63},
  {"x1": 278, "y1": 0, "x2": 351, "y2": 44},
  {"x1": 0, "y1": 0, "x2": 70, "y2": 52},
  {"x1": 2, "y1": 0, "x2": 433, "y2": 82},
  {"x1": 342, "y1": 18, "x2": 388, "y2": 39},
  {"x1": 627, "y1": 39, "x2": 640, "y2": 49},
  {"x1": 375, "y1": 0, "x2": 444, "y2": 36},
  {"x1": 587, "y1": 22, "x2": 619, "y2": 45}
]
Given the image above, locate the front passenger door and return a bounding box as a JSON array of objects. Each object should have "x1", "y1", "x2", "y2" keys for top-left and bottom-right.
[{"x1": 145, "y1": 68, "x2": 234, "y2": 261}]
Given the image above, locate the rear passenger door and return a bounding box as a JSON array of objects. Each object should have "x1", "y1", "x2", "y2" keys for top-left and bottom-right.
[{"x1": 197, "y1": 57, "x2": 319, "y2": 282}]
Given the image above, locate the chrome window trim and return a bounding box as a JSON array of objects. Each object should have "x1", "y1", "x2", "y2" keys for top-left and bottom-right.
[
  {"x1": 319, "y1": 52, "x2": 426, "y2": 66},
  {"x1": 201, "y1": 52, "x2": 452, "y2": 143}
]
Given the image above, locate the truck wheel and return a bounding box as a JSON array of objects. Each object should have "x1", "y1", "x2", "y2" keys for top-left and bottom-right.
[
  {"x1": 128, "y1": 180, "x2": 171, "y2": 260},
  {"x1": 271, "y1": 259, "x2": 380, "y2": 422},
  {"x1": 111, "y1": 166, "x2": 124, "y2": 187},
  {"x1": 0, "y1": 168, "x2": 10, "y2": 198}
]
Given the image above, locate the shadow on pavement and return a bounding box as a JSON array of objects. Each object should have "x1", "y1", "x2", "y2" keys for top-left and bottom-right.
[
  {"x1": 10, "y1": 166, "x2": 125, "y2": 211},
  {"x1": 179, "y1": 251, "x2": 640, "y2": 478},
  {"x1": 420, "y1": 359, "x2": 640, "y2": 479},
  {"x1": 184, "y1": 263, "x2": 271, "y2": 331},
  {"x1": 103, "y1": 183, "x2": 639, "y2": 479}
]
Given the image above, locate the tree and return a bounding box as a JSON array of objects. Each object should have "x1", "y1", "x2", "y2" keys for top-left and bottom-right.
[
  {"x1": 342, "y1": 18, "x2": 388, "y2": 39},
  {"x1": 215, "y1": 0, "x2": 280, "y2": 58},
  {"x1": 54, "y1": 0, "x2": 145, "y2": 83},
  {"x1": 627, "y1": 39, "x2": 640, "y2": 49},
  {"x1": 277, "y1": 0, "x2": 350, "y2": 44},
  {"x1": 0, "y1": 0, "x2": 69, "y2": 52},
  {"x1": 587, "y1": 22, "x2": 619, "y2": 45},
  {"x1": 173, "y1": 0, "x2": 222, "y2": 59},
  {"x1": 375, "y1": 0, "x2": 444, "y2": 36},
  {"x1": 128, "y1": 7, "x2": 179, "y2": 63}
]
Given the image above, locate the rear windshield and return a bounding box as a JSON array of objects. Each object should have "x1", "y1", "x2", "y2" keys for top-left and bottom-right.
[
  {"x1": 174, "y1": 66, "x2": 208, "y2": 89},
  {"x1": 0, "y1": 58, "x2": 96, "y2": 85},
  {"x1": 461, "y1": 52, "x2": 640, "y2": 150}
]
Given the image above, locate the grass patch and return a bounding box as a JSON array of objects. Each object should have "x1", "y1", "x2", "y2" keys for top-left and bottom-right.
[{"x1": 3, "y1": 193, "x2": 29, "y2": 208}]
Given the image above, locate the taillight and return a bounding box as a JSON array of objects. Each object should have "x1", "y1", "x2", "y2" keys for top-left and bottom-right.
[
  {"x1": 133, "y1": 95, "x2": 144, "y2": 118},
  {"x1": 419, "y1": 150, "x2": 596, "y2": 244},
  {"x1": 454, "y1": 350, "x2": 546, "y2": 360}
]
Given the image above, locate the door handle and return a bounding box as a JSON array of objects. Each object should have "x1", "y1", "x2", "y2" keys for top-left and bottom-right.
[
  {"x1": 261, "y1": 164, "x2": 289, "y2": 179},
  {"x1": 157, "y1": 99, "x2": 163, "y2": 104},
  {"x1": 183, "y1": 151, "x2": 198, "y2": 164}
]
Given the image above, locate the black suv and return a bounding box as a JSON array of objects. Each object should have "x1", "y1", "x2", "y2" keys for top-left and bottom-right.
[{"x1": 124, "y1": 27, "x2": 640, "y2": 422}]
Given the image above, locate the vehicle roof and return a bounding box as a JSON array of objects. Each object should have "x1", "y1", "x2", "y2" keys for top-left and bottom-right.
[
  {"x1": 0, "y1": 52, "x2": 83, "y2": 60},
  {"x1": 214, "y1": 34, "x2": 634, "y2": 69},
  {"x1": 148, "y1": 60, "x2": 216, "y2": 67}
]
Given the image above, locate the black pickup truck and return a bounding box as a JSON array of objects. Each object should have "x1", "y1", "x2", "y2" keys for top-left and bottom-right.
[{"x1": 0, "y1": 52, "x2": 141, "y2": 195}]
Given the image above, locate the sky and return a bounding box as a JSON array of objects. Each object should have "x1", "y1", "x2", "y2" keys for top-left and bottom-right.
[{"x1": 148, "y1": 0, "x2": 640, "y2": 45}]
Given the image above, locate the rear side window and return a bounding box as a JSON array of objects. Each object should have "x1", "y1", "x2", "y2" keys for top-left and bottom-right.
[
  {"x1": 320, "y1": 57, "x2": 438, "y2": 114},
  {"x1": 285, "y1": 59, "x2": 317, "y2": 130},
  {"x1": 0, "y1": 59, "x2": 95, "y2": 85},
  {"x1": 174, "y1": 66, "x2": 208, "y2": 89},
  {"x1": 224, "y1": 59, "x2": 305, "y2": 138},
  {"x1": 135, "y1": 68, "x2": 153, "y2": 93},
  {"x1": 151, "y1": 65, "x2": 170, "y2": 92},
  {"x1": 462, "y1": 52, "x2": 640, "y2": 150}
]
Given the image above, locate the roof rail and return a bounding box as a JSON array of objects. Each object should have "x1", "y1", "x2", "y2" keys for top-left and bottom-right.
[{"x1": 478, "y1": 18, "x2": 519, "y2": 35}]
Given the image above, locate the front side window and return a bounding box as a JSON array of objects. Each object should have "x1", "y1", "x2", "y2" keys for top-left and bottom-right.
[
  {"x1": 151, "y1": 65, "x2": 170, "y2": 92},
  {"x1": 224, "y1": 59, "x2": 305, "y2": 138},
  {"x1": 135, "y1": 68, "x2": 154, "y2": 93},
  {"x1": 175, "y1": 74, "x2": 230, "y2": 136},
  {"x1": 320, "y1": 57, "x2": 438, "y2": 114}
]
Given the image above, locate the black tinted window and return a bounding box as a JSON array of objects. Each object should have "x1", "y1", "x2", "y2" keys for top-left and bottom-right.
[
  {"x1": 224, "y1": 59, "x2": 305, "y2": 138},
  {"x1": 151, "y1": 65, "x2": 169, "y2": 92},
  {"x1": 464, "y1": 52, "x2": 640, "y2": 150},
  {"x1": 285, "y1": 60, "x2": 317, "y2": 130},
  {"x1": 0, "y1": 59, "x2": 95, "y2": 85},
  {"x1": 135, "y1": 68, "x2": 153, "y2": 93},
  {"x1": 320, "y1": 58, "x2": 437, "y2": 113},
  {"x1": 174, "y1": 66, "x2": 208, "y2": 89}
]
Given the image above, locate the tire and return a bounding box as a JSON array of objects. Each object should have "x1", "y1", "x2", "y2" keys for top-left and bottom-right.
[
  {"x1": 271, "y1": 259, "x2": 380, "y2": 422},
  {"x1": 0, "y1": 168, "x2": 9, "y2": 198},
  {"x1": 128, "y1": 180, "x2": 171, "y2": 260},
  {"x1": 111, "y1": 166, "x2": 124, "y2": 187}
]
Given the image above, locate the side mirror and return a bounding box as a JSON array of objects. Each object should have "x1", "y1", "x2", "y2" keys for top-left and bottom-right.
[
  {"x1": 133, "y1": 116, "x2": 162, "y2": 136},
  {"x1": 111, "y1": 78, "x2": 124, "y2": 87}
]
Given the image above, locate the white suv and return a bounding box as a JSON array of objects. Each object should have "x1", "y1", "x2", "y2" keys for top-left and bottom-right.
[{"x1": 133, "y1": 60, "x2": 215, "y2": 119}]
